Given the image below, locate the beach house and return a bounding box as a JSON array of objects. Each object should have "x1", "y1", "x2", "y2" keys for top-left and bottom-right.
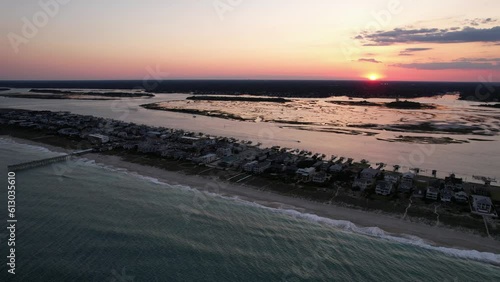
[
  {"x1": 179, "y1": 136, "x2": 200, "y2": 145},
  {"x1": 352, "y1": 178, "x2": 374, "y2": 191},
  {"x1": 412, "y1": 180, "x2": 428, "y2": 199},
  {"x1": 296, "y1": 167, "x2": 316, "y2": 182},
  {"x1": 454, "y1": 191, "x2": 469, "y2": 203},
  {"x1": 220, "y1": 155, "x2": 238, "y2": 168},
  {"x1": 58, "y1": 128, "x2": 80, "y2": 137},
  {"x1": 312, "y1": 171, "x2": 329, "y2": 184},
  {"x1": 253, "y1": 161, "x2": 271, "y2": 174},
  {"x1": 352, "y1": 168, "x2": 379, "y2": 191},
  {"x1": 320, "y1": 161, "x2": 331, "y2": 171},
  {"x1": 360, "y1": 168, "x2": 380, "y2": 179},
  {"x1": 329, "y1": 163, "x2": 343, "y2": 173},
  {"x1": 375, "y1": 180, "x2": 393, "y2": 196},
  {"x1": 216, "y1": 147, "x2": 232, "y2": 157},
  {"x1": 88, "y1": 133, "x2": 110, "y2": 144},
  {"x1": 440, "y1": 188, "x2": 453, "y2": 203},
  {"x1": 197, "y1": 153, "x2": 217, "y2": 164},
  {"x1": 243, "y1": 161, "x2": 259, "y2": 172},
  {"x1": 139, "y1": 143, "x2": 158, "y2": 153},
  {"x1": 445, "y1": 174, "x2": 464, "y2": 191},
  {"x1": 471, "y1": 195, "x2": 496, "y2": 217},
  {"x1": 384, "y1": 172, "x2": 400, "y2": 185},
  {"x1": 426, "y1": 186, "x2": 439, "y2": 201},
  {"x1": 399, "y1": 172, "x2": 415, "y2": 193}
]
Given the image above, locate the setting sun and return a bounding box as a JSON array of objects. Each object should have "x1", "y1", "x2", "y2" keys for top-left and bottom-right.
[{"x1": 368, "y1": 74, "x2": 379, "y2": 81}]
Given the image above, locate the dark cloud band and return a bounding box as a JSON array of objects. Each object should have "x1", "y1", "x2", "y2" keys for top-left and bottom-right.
[{"x1": 359, "y1": 26, "x2": 500, "y2": 45}]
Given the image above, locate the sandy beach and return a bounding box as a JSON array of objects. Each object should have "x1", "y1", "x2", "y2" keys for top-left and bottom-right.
[{"x1": 4, "y1": 135, "x2": 500, "y2": 256}]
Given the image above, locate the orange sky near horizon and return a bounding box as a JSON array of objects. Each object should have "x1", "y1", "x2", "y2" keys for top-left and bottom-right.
[{"x1": 1, "y1": 0, "x2": 499, "y2": 81}]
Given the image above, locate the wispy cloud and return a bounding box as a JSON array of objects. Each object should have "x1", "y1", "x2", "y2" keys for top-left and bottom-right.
[
  {"x1": 357, "y1": 58, "x2": 382, "y2": 64},
  {"x1": 454, "y1": 57, "x2": 500, "y2": 62},
  {"x1": 399, "y1": 48, "x2": 433, "y2": 56},
  {"x1": 462, "y1": 17, "x2": 497, "y2": 26},
  {"x1": 393, "y1": 61, "x2": 499, "y2": 70}
]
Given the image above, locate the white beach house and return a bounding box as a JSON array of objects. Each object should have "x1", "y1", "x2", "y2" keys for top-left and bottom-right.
[{"x1": 471, "y1": 195, "x2": 496, "y2": 217}]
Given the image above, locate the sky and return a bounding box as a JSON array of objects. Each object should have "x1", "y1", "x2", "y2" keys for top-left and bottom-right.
[{"x1": 1, "y1": 0, "x2": 499, "y2": 81}]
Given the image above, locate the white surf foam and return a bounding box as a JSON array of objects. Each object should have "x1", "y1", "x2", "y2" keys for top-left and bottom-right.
[
  {"x1": 237, "y1": 200, "x2": 500, "y2": 265},
  {"x1": 30, "y1": 148, "x2": 500, "y2": 266}
]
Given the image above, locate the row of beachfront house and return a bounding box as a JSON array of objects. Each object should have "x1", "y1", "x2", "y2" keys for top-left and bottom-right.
[{"x1": 1, "y1": 110, "x2": 497, "y2": 218}]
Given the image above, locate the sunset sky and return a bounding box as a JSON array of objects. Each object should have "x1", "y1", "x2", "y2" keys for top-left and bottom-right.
[{"x1": 1, "y1": 0, "x2": 499, "y2": 81}]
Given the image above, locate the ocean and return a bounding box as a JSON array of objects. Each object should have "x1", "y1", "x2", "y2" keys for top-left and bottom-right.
[{"x1": 0, "y1": 137, "x2": 499, "y2": 281}]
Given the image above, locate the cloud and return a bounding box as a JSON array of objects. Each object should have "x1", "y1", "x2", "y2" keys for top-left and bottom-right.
[
  {"x1": 463, "y1": 18, "x2": 497, "y2": 26},
  {"x1": 399, "y1": 48, "x2": 433, "y2": 56},
  {"x1": 454, "y1": 57, "x2": 500, "y2": 62},
  {"x1": 362, "y1": 43, "x2": 392, "y2": 46},
  {"x1": 359, "y1": 26, "x2": 500, "y2": 46},
  {"x1": 404, "y1": 48, "x2": 433, "y2": 52},
  {"x1": 357, "y1": 58, "x2": 382, "y2": 64},
  {"x1": 392, "y1": 61, "x2": 499, "y2": 70}
]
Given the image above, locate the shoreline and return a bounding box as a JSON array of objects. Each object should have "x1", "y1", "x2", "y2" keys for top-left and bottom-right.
[
  {"x1": 2, "y1": 104, "x2": 499, "y2": 182},
  {"x1": 3, "y1": 135, "x2": 500, "y2": 258}
]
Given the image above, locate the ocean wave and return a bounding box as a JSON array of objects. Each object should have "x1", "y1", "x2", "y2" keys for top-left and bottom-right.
[
  {"x1": 166, "y1": 185, "x2": 500, "y2": 265},
  {"x1": 76, "y1": 157, "x2": 169, "y2": 186},
  {"x1": 236, "y1": 201, "x2": 500, "y2": 266},
  {"x1": 0, "y1": 137, "x2": 65, "y2": 155},
  {"x1": 69, "y1": 154, "x2": 500, "y2": 266}
]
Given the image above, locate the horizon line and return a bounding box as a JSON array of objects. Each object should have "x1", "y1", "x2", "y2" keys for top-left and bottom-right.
[{"x1": 0, "y1": 78, "x2": 498, "y2": 84}]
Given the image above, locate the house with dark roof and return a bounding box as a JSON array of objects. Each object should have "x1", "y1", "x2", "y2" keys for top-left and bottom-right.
[{"x1": 375, "y1": 180, "x2": 393, "y2": 196}]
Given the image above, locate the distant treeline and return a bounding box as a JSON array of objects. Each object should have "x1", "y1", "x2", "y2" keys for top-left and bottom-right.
[
  {"x1": 385, "y1": 100, "x2": 436, "y2": 109},
  {"x1": 0, "y1": 94, "x2": 110, "y2": 100},
  {"x1": 29, "y1": 89, "x2": 154, "y2": 97},
  {"x1": 0, "y1": 80, "x2": 498, "y2": 101},
  {"x1": 141, "y1": 103, "x2": 248, "y2": 121},
  {"x1": 328, "y1": 100, "x2": 436, "y2": 109},
  {"x1": 477, "y1": 103, "x2": 500, "y2": 108},
  {"x1": 186, "y1": 96, "x2": 291, "y2": 103}
]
